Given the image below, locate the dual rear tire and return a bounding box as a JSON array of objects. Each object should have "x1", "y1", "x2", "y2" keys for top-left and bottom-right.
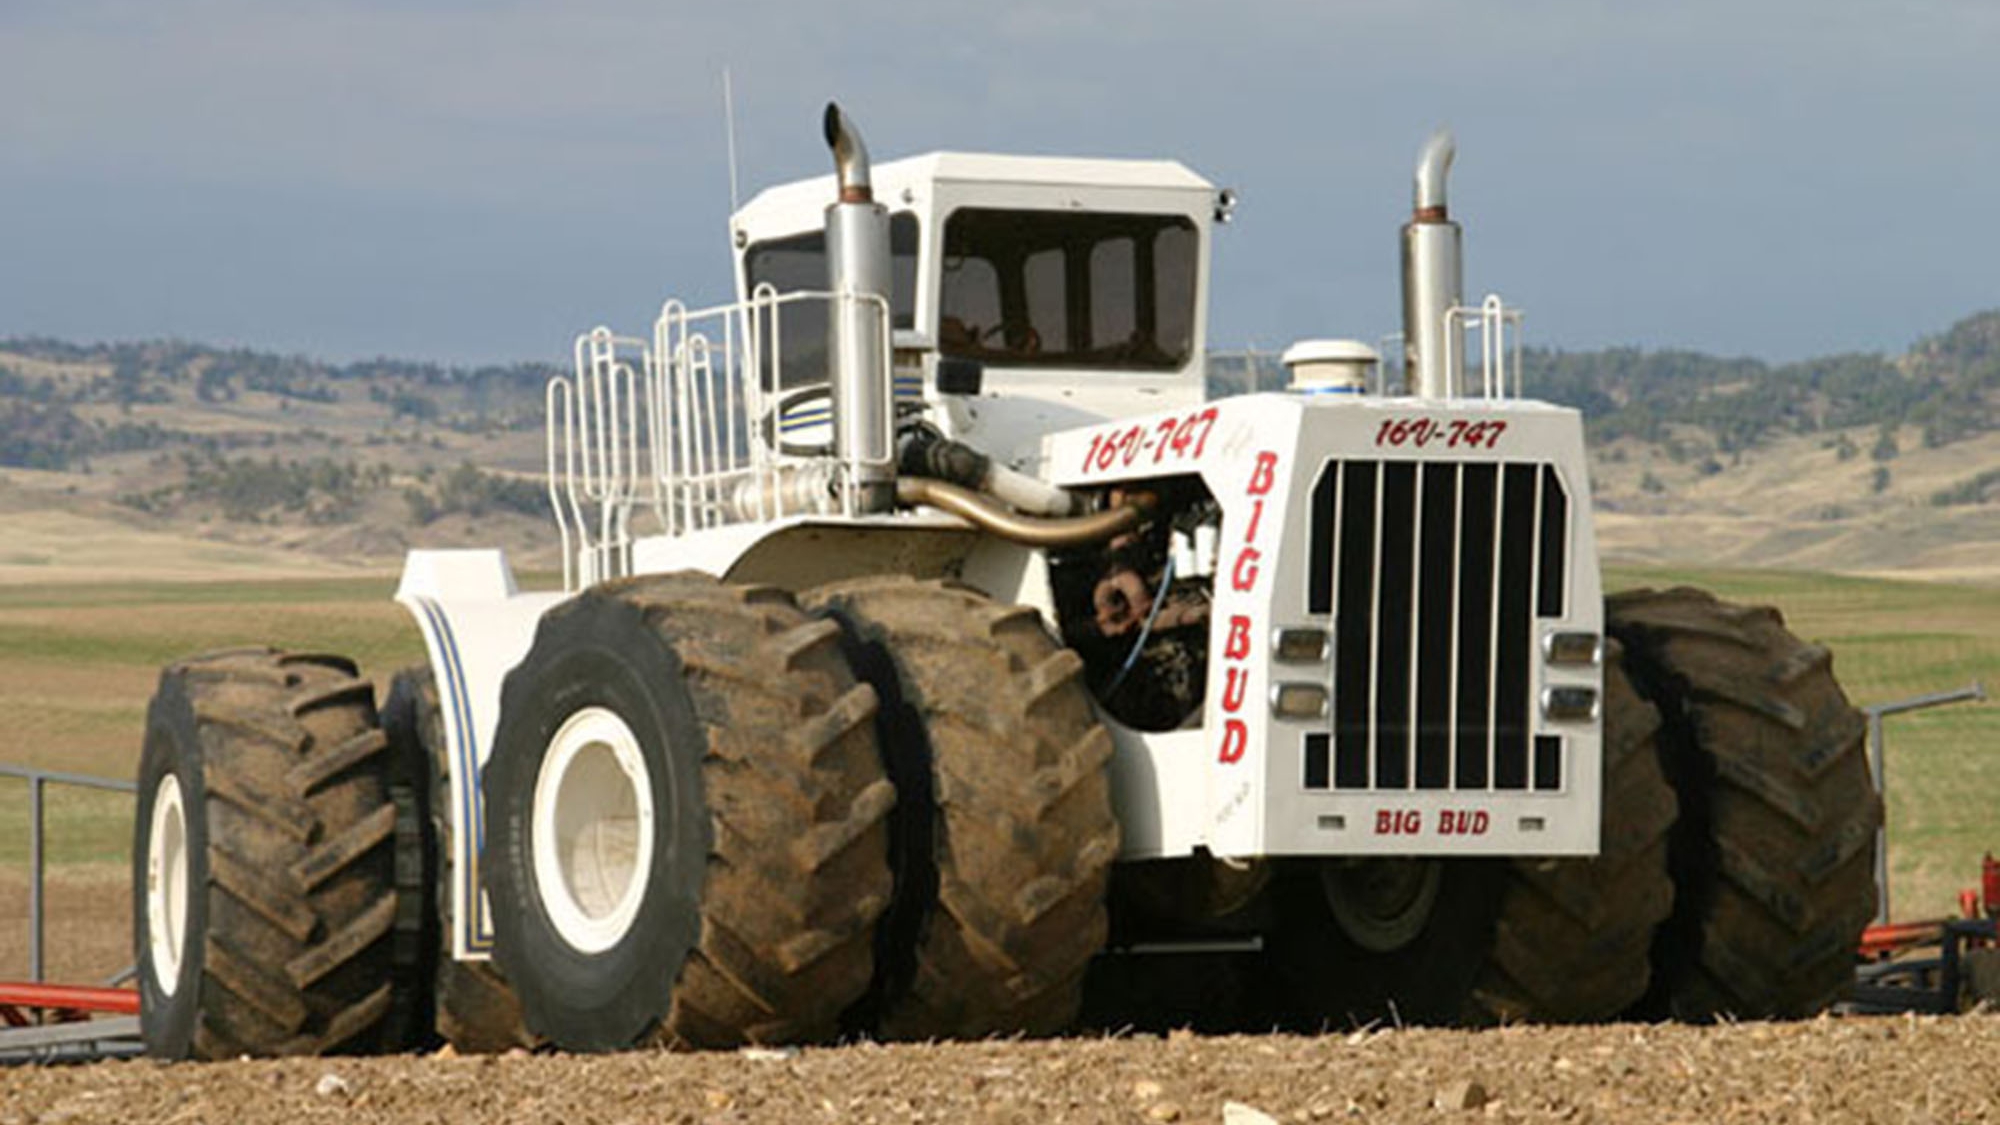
[{"x1": 477, "y1": 574, "x2": 1119, "y2": 1049}]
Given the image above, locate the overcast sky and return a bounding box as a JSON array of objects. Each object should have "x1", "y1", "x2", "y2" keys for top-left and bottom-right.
[{"x1": 4, "y1": 0, "x2": 1995, "y2": 366}]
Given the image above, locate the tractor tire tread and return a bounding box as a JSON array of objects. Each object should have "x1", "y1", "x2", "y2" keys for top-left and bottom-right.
[
  {"x1": 152, "y1": 648, "x2": 397, "y2": 1058},
  {"x1": 602, "y1": 574, "x2": 894, "y2": 1048},
  {"x1": 804, "y1": 576, "x2": 1119, "y2": 1040},
  {"x1": 1607, "y1": 586, "x2": 1882, "y2": 1019}
]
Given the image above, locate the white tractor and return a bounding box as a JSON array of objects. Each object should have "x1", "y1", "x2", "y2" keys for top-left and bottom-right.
[{"x1": 130, "y1": 106, "x2": 1881, "y2": 1057}]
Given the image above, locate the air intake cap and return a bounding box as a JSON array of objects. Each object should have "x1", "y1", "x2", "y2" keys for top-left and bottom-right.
[{"x1": 1282, "y1": 339, "x2": 1378, "y2": 396}]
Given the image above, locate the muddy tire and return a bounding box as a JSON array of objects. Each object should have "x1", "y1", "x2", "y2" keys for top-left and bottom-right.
[
  {"x1": 1465, "y1": 641, "x2": 1677, "y2": 1023},
  {"x1": 134, "y1": 649, "x2": 399, "y2": 1059},
  {"x1": 805, "y1": 578, "x2": 1119, "y2": 1040},
  {"x1": 382, "y1": 667, "x2": 534, "y2": 1053},
  {"x1": 1608, "y1": 586, "x2": 1880, "y2": 1019},
  {"x1": 482, "y1": 574, "x2": 895, "y2": 1051}
]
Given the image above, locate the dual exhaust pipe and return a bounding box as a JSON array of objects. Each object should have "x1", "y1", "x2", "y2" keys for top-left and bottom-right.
[
  {"x1": 824, "y1": 103, "x2": 896, "y2": 512},
  {"x1": 1402, "y1": 129, "x2": 1464, "y2": 399}
]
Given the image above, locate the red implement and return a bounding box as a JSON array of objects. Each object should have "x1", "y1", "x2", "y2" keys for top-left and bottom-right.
[{"x1": 0, "y1": 981, "x2": 140, "y2": 1025}]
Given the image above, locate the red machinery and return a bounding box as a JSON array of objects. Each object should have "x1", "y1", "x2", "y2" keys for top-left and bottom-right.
[{"x1": 1850, "y1": 854, "x2": 2000, "y2": 1014}]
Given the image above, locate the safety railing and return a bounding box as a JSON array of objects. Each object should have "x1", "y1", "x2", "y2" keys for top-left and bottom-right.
[
  {"x1": 1445, "y1": 293, "x2": 1526, "y2": 400},
  {"x1": 548, "y1": 329, "x2": 644, "y2": 591},
  {"x1": 548, "y1": 287, "x2": 892, "y2": 591}
]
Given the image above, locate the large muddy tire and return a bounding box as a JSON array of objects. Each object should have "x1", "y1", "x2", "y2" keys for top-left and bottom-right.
[
  {"x1": 1608, "y1": 586, "x2": 1880, "y2": 1019},
  {"x1": 805, "y1": 578, "x2": 1119, "y2": 1040},
  {"x1": 134, "y1": 649, "x2": 398, "y2": 1059},
  {"x1": 381, "y1": 667, "x2": 533, "y2": 1053},
  {"x1": 482, "y1": 574, "x2": 895, "y2": 1051},
  {"x1": 1465, "y1": 640, "x2": 1677, "y2": 1023}
]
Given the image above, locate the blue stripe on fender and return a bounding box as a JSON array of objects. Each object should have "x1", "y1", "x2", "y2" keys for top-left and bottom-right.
[{"x1": 414, "y1": 596, "x2": 494, "y2": 952}]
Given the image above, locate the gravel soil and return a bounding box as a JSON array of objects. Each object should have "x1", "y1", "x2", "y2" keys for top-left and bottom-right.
[{"x1": 5, "y1": 1015, "x2": 1999, "y2": 1124}]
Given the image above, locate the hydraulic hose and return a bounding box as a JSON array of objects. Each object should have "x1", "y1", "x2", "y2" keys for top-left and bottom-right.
[{"x1": 895, "y1": 477, "x2": 1144, "y2": 547}]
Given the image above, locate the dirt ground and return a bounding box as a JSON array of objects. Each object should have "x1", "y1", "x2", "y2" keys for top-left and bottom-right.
[{"x1": 3, "y1": 1015, "x2": 1998, "y2": 1124}]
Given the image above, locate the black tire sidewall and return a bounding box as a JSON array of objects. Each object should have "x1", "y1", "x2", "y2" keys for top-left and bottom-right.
[
  {"x1": 483, "y1": 592, "x2": 710, "y2": 1051},
  {"x1": 133, "y1": 670, "x2": 212, "y2": 1060}
]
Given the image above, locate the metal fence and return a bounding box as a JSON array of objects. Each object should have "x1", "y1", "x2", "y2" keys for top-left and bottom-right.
[{"x1": 0, "y1": 763, "x2": 135, "y2": 984}]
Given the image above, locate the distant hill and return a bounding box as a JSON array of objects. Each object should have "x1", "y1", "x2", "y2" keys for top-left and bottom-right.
[
  {"x1": 6, "y1": 313, "x2": 2000, "y2": 580},
  {"x1": 0, "y1": 339, "x2": 560, "y2": 578},
  {"x1": 1527, "y1": 310, "x2": 2000, "y2": 453}
]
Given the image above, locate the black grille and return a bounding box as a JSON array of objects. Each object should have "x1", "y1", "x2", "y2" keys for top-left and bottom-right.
[{"x1": 1304, "y1": 459, "x2": 1569, "y2": 792}]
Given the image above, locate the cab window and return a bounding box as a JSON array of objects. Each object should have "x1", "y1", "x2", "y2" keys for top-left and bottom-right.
[
  {"x1": 743, "y1": 213, "x2": 919, "y2": 387},
  {"x1": 939, "y1": 209, "x2": 1196, "y2": 370}
]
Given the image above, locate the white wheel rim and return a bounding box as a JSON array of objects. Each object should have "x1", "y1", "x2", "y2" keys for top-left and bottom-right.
[
  {"x1": 532, "y1": 706, "x2": 657, "y2": 955},
  {"x1": 146, "y1": 774, "x2": 190, "y2": 996}
]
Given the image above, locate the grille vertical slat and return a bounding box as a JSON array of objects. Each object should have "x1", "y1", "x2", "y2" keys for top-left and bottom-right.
[
  {"x1": 1494, "y1": 463, "x2": 1538, "y2": 789},
  {"x1": 1415, "y1": 464, "x2": 1458, "y2": 788},
  {"x1": 1305, "y1": 457, "x2": 1572, "y2": 794},
  {"x1": 1332, "y1": 461, "x2": 1376, "y2": 789},
  {"x1": 1537, "y1": 465, "x2": 1568, "y2": 618},
  {"x1": 1374, "y1": 463, "x2": 1417, "y2": 789},
  {"x1": 1454, "y1": 463, "x2": 1497, "y2": 789}
]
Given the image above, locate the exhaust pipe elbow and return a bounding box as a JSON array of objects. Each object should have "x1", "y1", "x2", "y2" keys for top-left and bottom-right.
[
  {"x1": 1412, "y1": 128, "x2": 1455, "y2": 219},
  {"x1": 824, "y1": 102, "x2": 873, "y2": 204}
]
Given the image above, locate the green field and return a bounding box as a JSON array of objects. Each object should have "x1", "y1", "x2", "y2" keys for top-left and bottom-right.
[{"x1": 3, "y1": 567, "x2": 1997, "y2": 922}]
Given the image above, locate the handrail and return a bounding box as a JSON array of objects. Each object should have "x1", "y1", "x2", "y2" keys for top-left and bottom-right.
[
  {"x1": 0, "y1": 764, "x2": 135, "y2": 985},
  {"x1": 1443, "y1": 293, "x2": 1525, "y2": 400}
]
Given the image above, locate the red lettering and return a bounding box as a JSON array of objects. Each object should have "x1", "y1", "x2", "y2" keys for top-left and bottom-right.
[
  {"x1": 1242, "y1": 497, "x2": 1264, "y2": 543},
  {"x1": 1247, "y1": 450, "x2": 1277, "y2": 497},
  {"x1": 1437, "y1": 810, "x2": 1492, "y2": 836},
  {"x1": 1231, "y1": 548, "x2": 1261, "y2": 592},
  {"x1": 1219, "y1": 720, "x2": 1248, "y2": 764},
  {"x1": 1224, "y1": 615, "x2": 1251, "y2": 660},
  {"x1": 1221, "y1": 666, "x2": 1247, "y2": 711},
  {"x1": 1375, "y1": 810, "x2": 1422, "y2": 835}
]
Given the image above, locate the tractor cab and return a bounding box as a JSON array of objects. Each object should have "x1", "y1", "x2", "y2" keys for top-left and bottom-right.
[{"x1": 728, "y1": 152, "x2": 1222, "y2": 463}]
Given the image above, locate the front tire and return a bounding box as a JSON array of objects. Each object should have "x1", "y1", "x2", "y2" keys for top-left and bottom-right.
[
  {"x1": 482, "y1": 575, "x2": 895, "y2": 1051},
  {"x1": 134, "y1": 649, "x2": 398, "y2": 1059},
  {"x1": 1465, "y1": 641, "x2": 1678, "y2": 1023},
  {"x1": 1609, "y1": 586, "x2": 1880, "y2": 1019}
]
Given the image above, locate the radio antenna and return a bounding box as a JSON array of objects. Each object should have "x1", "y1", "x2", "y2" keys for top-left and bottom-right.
[{"x1": 722, "y1": 67, "x2": 742, "y2": 214}]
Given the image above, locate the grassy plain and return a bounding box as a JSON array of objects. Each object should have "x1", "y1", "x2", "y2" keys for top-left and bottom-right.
[{"x1": 2, "y1": 565, "x2": 1997, "y2": 982}]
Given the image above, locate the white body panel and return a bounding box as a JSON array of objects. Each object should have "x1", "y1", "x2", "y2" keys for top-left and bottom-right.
[
  {"x1": 395, "y1": 551, "x2": 563, "y2": 960},
  {"x1": 1035, "y1": 392, "x2": 1603, "y2": 860}
]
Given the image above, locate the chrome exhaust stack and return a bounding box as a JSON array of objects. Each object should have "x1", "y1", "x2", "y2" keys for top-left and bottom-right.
[
  {"x1": 1401, "y1": 129, "x2": 1463, "y2": 398},
  {"x1": 823, "y1": 103, "x2": 895, "y2": 512}
]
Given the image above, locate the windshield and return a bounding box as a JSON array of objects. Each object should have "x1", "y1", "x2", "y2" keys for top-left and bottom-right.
[
  {"x1": 743, "y1": 213, "x2": 919, "y2": 388},
  {"x1": 939, "y1": 208, "x2": 1197, "y2": 371}
]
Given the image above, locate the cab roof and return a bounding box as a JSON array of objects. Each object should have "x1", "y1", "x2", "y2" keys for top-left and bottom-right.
[{"x1": 732, "y1": 151, "x2": 1215, "y2": 234}]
